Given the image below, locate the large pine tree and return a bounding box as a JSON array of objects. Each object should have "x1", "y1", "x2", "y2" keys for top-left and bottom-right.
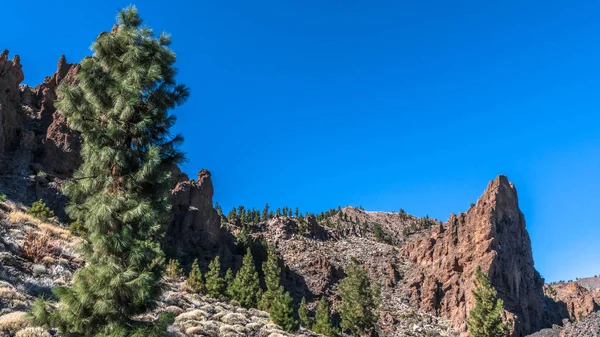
[
  {"x1": 30, "y1": 7, "x2": 188, "y2": 336},
  {"x1": 467, "y1": 266, "x2": 509, "y2": 337}
]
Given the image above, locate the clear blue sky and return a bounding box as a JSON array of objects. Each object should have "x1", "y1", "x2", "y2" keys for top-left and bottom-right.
[{"x1": 3, "y1": 1, "x2": 599, "y2": 282}]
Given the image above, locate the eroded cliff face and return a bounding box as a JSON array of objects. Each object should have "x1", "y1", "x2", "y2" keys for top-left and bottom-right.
[
  {"x1": 0, "y1": 50, "x2": 24, "y2": 169},
  {"x1": 403, "y1": 175, "x2": 546, "y2": 336},
  {"x1": 0, "y1": 52, "x2": 222, "y2": 259},
  {"x1": 167, "y1": 168, "x2": 223, "y2": 258}
]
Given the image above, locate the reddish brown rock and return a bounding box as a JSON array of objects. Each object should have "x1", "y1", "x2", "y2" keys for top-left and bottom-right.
[
  {"x1": 403, "y1": 175, "x2": 546, "y2": 336},
  {"x1": 33, "y1": 55, "x2": 82, "y2": 177},
  {"x1": 0, "y1": 50, "x2": 25, "y2": 169},
  {"x1": 545, "y1": 281, "x2": 600, "y2": 321}
]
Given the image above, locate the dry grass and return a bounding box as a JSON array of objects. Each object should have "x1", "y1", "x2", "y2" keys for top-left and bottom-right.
[
  {"x1": 38, "y1": 223, "x2": 73, "y2": 240},
  {"x1": 8, "y1": 211, "x2": 41, "y2": 226},
  {"x1": 22, "y1": 230, "x2": 55, "y2": 263},
  {"x1": 0, "y1": 282, "x2": 26, "y2": 301},
  {"x1": 15, "y1": 327, "x2": 52, "y2": 337},
  {"x1": 0, "y1": 311, "x2": 28, "y2": 333}
]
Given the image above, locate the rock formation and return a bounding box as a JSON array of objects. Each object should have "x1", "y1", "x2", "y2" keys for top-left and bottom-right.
[
  {"x1": 0, "y1": 50, "x2": 24, "y2": 170},
  {"x1": 167, "y1": 168, "x2": 222, "y2": 259},
  {"x1": 0, "y1": 52, "x2": 220, "y2": 259},
  {"x1": 403, "y1": 175, "x2": 546, "y2": 336},
  {"x1": 544, "y1": 281, "x2": 600, "y2": 321}
]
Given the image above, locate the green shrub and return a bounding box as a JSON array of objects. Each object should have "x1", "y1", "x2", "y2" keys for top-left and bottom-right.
[
  {"x1": 0, "y1": 193, "x2": 6, "y2": 202},
  {"x1": 166, "y1": 259, "x2": 183, "y2": 279},
  {"x1": 186, "y1": 259, "x2": 204, "y2": 293},
  {"x1": 27, "y1": 200, "x2": 54, "y2": 221},
  {"x1": 69, "y1": 220, "x2": 86, "y2": 237}
]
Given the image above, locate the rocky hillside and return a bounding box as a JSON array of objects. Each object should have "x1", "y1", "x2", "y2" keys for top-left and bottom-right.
[
  {"x1": 528, "y1": 311, "x2": 600, "y2": 337},
  {"x1": 242, "y1": 176, "x2": 570, "y2": 336},
  {"x1": 0, "y1": 201, "x2": 321, "y2": 337}
]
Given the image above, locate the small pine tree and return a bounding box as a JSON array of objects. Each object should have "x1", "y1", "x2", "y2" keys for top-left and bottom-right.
[
  {"x1": 259, "y1": 245, "x2": 282, "y2": 311},
  {"x1": 373, "y1": 223, "x2": 384, "y2": 242},
  {"x1": 313, "y1": 296, "x2": 336, "y2": 337},
  {"x1": 166, "y1": 259, "x2": 184, "y2": 279},
  {"x1": 298, "y1": 297, "x2": 312, "y2": 329},
  {"x1": 269, "y1": 286, "x2": 297, "y2": 332},
  {"x1": 467, "y1": 266, "x2": 509, "y2": 337},
  {"x1": 230, "y1": 248, "x2": 262, "y2": 308},
  {"x1": 224, "y1": 268, "x2": 234, "y2": 299},
  {"x1": 186, "y1": 259, "x2": 204, "y2": 293},
  {"x1": 228, "y1": 207, "x2": 237, "y2": 223},
  {"x1": 205, "y1": 255, "x2": 226, "y2": 299},
  {"x1": 339, "y1": 258, "x2": 380, "y2": 335},
  {"x1": 262, "y1": 203, "x2": 270, "y2": 221},
  {"x1": 295, "y1": 207, "x2": 299, "y2": 218},
  {"x1": 28, "y1": 200, "x2": 54, "y2": 221}
]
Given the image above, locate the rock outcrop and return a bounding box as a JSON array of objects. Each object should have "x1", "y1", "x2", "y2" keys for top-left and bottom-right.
[
  {"x1": 167, "y1": 169, "x2": 222, "y2": 259},
  {"x1": 544, "y1": 281, "x2": 600, "y2": 321},
  {"x1": 0, "y1": 53, "x2": 220, "y2": 259},
  {"x1": 0, "y1": 50, "x2": 24, "y2": 170},
  {"x1": 403, "y1": 175, "x2": 546, "y2": 336},
  {"x1": 31, "y1": 55, "x2": 82, "y2": 177}
]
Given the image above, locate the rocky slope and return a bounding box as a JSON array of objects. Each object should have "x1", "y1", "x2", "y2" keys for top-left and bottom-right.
[
  {"x1": 544, "y1": 280, "x2": 600, "y2": 322},
  {"x1": 241, "y1": 176, "x2": 569, "y2": 337},
  {"x1": 0, "y1": 201, "x2": 319, "y2": 337},
  {"x1": 527, "y1": 311, "x2": 600, "y2": 337}
]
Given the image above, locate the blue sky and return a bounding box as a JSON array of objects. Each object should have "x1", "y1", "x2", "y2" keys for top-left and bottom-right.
[{"x1": 3, "y1": 1, "x2": 599, "y2": 282}]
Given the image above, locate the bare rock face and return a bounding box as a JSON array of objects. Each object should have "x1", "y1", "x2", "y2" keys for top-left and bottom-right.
[
  {"x1": 403, "y1": 175, "x2": 546, "y2": 336},
  {"x1": 167, "y1": 169, "x2": 222, "y2": 259},
  {"x1": 0, "y1": 50, "x2": 24, "y2": 170},
  {"x1": 33, "y1": 55, "x2": 82, "y2": 177},
  {"x1": 545, "y1": 281, "x2": 600, "y2": 321}
]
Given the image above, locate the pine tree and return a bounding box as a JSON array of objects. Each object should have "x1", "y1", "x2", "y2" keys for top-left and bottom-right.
[
  {"x1": 259, "y1": 245, "x2": 282, "y2": 311},
  {"x1": 224, "y1": 268, "x2": 234, "y2": 299},
  {"x1": 298, "y1": 297, "x2": 312, "y2": 329},
  {"x1": 294, "y1": 207, "x2": 299, "y2": 218},
  {"x1": 229, "y1": 248, "x2": 262, "y2": 308},
  {"x1": 186, "y1": 259, "x2": 204, "y2": 293},
  {"x1": 205, "y1": 255, "x2": 226, "y2": 299},
  {"x1": 313, "y1": 296, "x2": 336, "y2": 337},
  {"x1": 269, "y1": 286, "x2": 297, "y2": 332},
  {"x1": 262, "y1": 203, "x2": 270, "y2": 221},
  {"x1": 228, "y1": 207, "x2": 237, "y2": 223},
  {"x1": 467, "y1": 266, "x2": 509, "y2": 337},
  {"x1": 238, "y1": 205, "x2": 245, "y2": 223},
  {"x1": 339, "y1": 258, "x2": 380, "y2": 335},
  {"x1": 29, "y1": 7, "x2": 188, "y2": 336}
]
